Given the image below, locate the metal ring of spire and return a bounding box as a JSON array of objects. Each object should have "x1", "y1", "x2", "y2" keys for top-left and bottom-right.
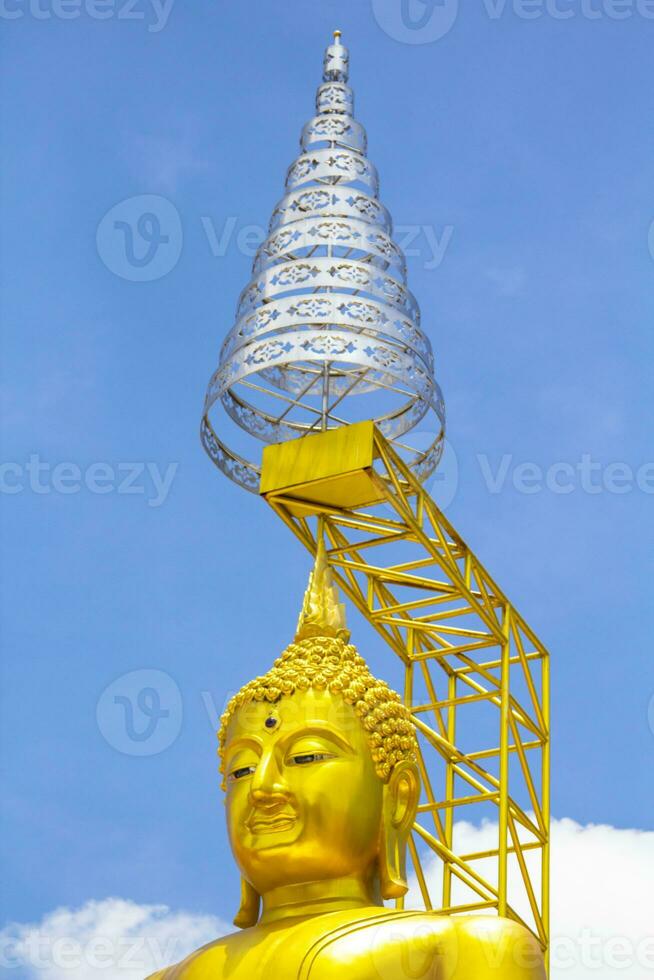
[{"x1": 202, "y1": 33, "x2": 446, "y2": 493}]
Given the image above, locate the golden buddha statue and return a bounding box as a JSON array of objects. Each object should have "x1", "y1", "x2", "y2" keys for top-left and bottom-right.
[{"x1": 148, "y1": 544, "x2": 545, "y2": 979}]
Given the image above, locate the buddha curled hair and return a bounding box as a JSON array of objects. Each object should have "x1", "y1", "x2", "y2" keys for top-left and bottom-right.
[{"x1": 218, "y1": 633, "x2": 418, "y2": 784}]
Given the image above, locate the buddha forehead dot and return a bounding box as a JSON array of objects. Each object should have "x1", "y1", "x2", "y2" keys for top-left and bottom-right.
[{"x1": 264, "y1": 711, "x2": 280, "y2": 731}]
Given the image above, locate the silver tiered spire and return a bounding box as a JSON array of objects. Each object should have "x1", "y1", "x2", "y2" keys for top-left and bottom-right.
[{"x1": 201, "y1": 32, "x2": 446, "y2": 493}]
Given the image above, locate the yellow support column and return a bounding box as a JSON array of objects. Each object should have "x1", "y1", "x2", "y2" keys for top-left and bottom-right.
[{"x1": 261, "y1": 421, "x2": 550, "y2": 959}]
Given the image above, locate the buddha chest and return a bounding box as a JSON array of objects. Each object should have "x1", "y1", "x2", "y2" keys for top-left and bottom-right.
[{"x1": 166, "y1": 909, "x2": 448, "y2": 980}]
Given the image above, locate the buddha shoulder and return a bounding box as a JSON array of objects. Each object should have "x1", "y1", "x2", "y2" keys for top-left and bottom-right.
[
  {"x1": 146, "y1": 911, "x2": 545, "y2": 980},
  {"x1": 305, "y1": 911, "x2": 545, "y2": 980}
]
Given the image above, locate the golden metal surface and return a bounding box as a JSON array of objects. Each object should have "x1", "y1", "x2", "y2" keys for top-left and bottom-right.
[
  {"x1": 262, "y1": 422, "x2": 550, "y2": 967},
  {"x1": 260, "y1": 420, "x2": 385, "y2": 514},
  {"x1": 295, "y1": 537, "x2": 350, "y2": 641},
  {"x1": 148, "y1": 459, "x2": 548, "y2": 977},
  {"x1": 150, "y1": 912, "x2": 544, "y2": 979}
]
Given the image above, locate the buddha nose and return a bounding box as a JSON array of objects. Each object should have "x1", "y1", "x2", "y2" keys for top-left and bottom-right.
[{"x1": 249, "y1": 751, "x2": 290, "y2": 805}]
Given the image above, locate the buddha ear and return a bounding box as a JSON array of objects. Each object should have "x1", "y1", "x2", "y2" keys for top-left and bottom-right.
[
  {"x1": 379, "y1": 760, "x2": 420, "y2": 900},
  {"x1": 233, "y1": 877, "x2": 261, "y2": 928}
]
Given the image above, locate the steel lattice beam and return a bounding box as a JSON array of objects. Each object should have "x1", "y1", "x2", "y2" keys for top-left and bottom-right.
[{"x1": 260, "y1": 421, "x2": 550, "y2": 964}]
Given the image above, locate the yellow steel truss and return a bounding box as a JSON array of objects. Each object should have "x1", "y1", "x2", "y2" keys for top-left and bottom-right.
[{"x1": 260, "y1": 421, "x2": 550, "y2": 961}]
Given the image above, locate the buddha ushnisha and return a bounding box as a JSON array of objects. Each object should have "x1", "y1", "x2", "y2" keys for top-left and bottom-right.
[{"x1": 148, "y1": 545, "x2": 545, "y2": 979}]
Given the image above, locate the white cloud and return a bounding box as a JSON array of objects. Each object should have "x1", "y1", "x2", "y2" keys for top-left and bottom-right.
[
  {"x1": 0, "y1": 898, "x2": 228, "y2": 979},
  {"x1": 411, "y1": 818, "x2": 654, "y2": 979},
  {"x1": 3, "y1": 820, "x2": 653, "y2": 979}
]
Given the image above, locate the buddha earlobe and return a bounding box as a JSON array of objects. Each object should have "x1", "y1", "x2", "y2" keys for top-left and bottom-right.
[
  {"x1": 379, "y1": 760, "x2": 420, "y2": 900},
  {"x1": 233, "y1": 877, "x2": 261, "y2": 928},
  {"x1": 379, "y1": 826, "x2": 408, "y2": 899}
]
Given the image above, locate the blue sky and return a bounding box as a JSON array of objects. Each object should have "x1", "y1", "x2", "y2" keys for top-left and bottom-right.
[{"x1": 1, "y1": 0, "x2": 653, "y2": 964}]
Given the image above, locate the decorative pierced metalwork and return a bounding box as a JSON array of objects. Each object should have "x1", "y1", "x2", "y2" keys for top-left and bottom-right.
[{"x1": 202, "y1": 33, "x2": 446, "y2": 492}]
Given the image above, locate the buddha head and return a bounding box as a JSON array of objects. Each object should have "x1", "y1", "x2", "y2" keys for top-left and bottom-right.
[{"x1": 218, "y1": 541, "x2": 420, "y2": 927}]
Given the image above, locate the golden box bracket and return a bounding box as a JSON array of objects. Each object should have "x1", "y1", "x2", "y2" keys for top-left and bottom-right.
[
  {"x1": 261, "y1": 421, "x2": 550, "y2": 963},
  {"x1": 260, "y1": 421, "x2": 387, "y2": 513}
]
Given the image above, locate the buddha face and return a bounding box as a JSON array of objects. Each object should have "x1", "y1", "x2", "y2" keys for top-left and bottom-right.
[{"x1": 223, "y1": 689, "x2": 386, "y2": 896}]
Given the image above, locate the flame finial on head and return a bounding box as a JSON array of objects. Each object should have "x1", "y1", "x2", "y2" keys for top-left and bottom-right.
[
  {"x1": 217, "y1": 532, "x2": 417, "y2": 787},
  {"x1": 295, "y1": 538, "x2": 350, "y2": 642}
]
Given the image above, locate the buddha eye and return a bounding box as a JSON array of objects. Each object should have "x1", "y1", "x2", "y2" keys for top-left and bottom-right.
[
  {"x1": 229, "y1": 765, "x2": 257, "y2": 782},
  {"x1": 289, "y1": 752, "x2": 334, "y2": 766}
]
